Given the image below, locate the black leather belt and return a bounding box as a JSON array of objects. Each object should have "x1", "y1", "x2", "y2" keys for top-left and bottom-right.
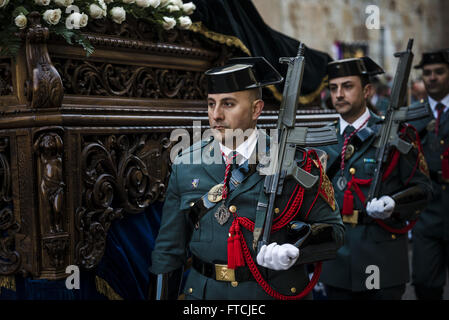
[{"x1": 192, "y1": 255, "x2": 255, "y2": 283}]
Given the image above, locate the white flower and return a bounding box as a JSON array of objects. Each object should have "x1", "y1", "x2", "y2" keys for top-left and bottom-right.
[
  {"x1": 34, "y1": 0, "x2": 50, "y2": 5},
  {"x1": 104, "y1": 0, "x2": 114, "y2": 4},
  {"x1": 110, "y1": 6, "x2": 126, "y2": 24},
  {"x1": 170, "y1": 0, "x2": 183, "y2": 7},
  {"x1": 162, "y1": 16, "x2": 176, "y2": 30},
  {"x1": 43, "y1": 9, "x2": 62, "y2": 25},
  {"x1": 182, "y1": 2, "x2": 195, "y2": 15},
  {"x1": 66, "y1": 12, "x2": 88, "y2": 29},
  {"x1": 167, "y1": 4, "x2": 180, "y2": 12},
  {"x1": 89, "y1": 3, "x2": 106, "y2": 19},
  {"x1": 53, "y1": 0, "x2": 73, "y2": 6},
  {"x1": 122, "y1": 0, "x2": 135, "y2": 4},
  {"x1": 14, "y1": 13, "x2": 27, "y2": 29},
  {"x1": 0, "y1": 0, "x2": 9, "y2": 9},
  {"x1": 160, "y1": 0, "x2": 170, "y2": 5},
  {"x1": 148, "y1": 0, "x2": 160, "y2": 8},
  {"x1": 136, "y1": 0, "x2": 160, "y2": 8},
  {"x1": 79, "y1": 13, "x2": 89, "y2": 27},
  {"x1": 178, "y1": 16, "x2": 191, "y2": 29}
]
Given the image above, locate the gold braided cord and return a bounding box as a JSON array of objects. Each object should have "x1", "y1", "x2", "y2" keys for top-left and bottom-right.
[
  {"x1": 190, "y1": 22, "x2": 251, "y2": 56},
  {"x1": 0, "y1": 275, "x2": 16, "y2": 294},
  {"x1": 95, "y1": 275, "x2": 123, "y2": 300}
]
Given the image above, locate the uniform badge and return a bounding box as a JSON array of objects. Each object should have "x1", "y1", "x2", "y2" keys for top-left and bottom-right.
[
  {"x1": 214, "y1": 203, "x2": 230, "y2": 225},
  {"x1": 207, "y1": 184, "x2": 224, "y2": 203},
  {"x1": 344, "y1": 144, "x2": 355, "y2": 160},
  {"x1": 191, "y1": 179, "x2": 200, "y2": 189}
]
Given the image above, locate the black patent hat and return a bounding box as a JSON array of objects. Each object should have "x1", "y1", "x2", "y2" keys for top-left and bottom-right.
[
  {"x1": 327, "y1": 57, "x2": 385, "y2": 81},
  {"x1": 205, "y1": 57, "x2": 283, "y2": 94},
  {"x1": 414, "y1": 49, "x2": 449, "y2": 69}
]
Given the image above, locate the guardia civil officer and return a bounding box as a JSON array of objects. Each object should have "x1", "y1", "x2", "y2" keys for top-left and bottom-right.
[
  {"x1": 319, "y1": 57, "x2": 432, "y2": 300},
  {"x1": 410, "y1": 49, "x2": 449, "y2": 300},
  {"x1": 150, "y1": 57, "x2": 344, "y2": 300}
]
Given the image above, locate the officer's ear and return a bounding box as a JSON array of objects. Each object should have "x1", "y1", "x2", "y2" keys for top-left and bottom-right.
[
  {"x1": 363, "y1": 83, "x2": 374, "y2": 101},
  {"x1": 252, "y1": 99, "x2": 264, "y2": 121}
]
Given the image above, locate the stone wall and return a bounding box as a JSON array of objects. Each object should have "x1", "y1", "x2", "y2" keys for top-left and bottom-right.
[{"x1": 253, "y1": 0, "x2": 449, "y2": 79}]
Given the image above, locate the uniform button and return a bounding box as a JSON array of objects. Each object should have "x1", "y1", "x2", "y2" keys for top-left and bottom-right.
[
  {"x1": 274, "y1": 208, "x2": 280, "y2": 214},
  {"x1": 190, "y1": 202, "x2": 195, "y2": 207},
  {"x1": 441, "y1": 140, "x2": 445, "y2": 145},
  {"x1": 442, "y1": 185, "x2": 447, "y2": 191},
  {"x1": 391, "y1": 234, "x2": 397, "y2": 240},
  {"x1": 229, "y1": 205, "x2": 237, "y2": 213},
  {"x1": 441, "y1": 155, "x2": 444, "y2": 160},
  {"x1": 349, "y1": 168, "x2": 356, "y2": 175},
  {"x1": 188, "y1": 288, "x2": 193, "y2": 294},
  {"x1": 231, "y1": 282, "x2": 239, "y2": 287},
  {"x1": 291, "y1": 287, "x2": 297, "y2": 293}
]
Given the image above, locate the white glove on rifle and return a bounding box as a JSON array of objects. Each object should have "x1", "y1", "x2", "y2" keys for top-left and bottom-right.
[
  {"x1": 256, "y1": 242, "x2": 299, "y2": 271},
  {"x1": 366, "y1": 195, "x2": 395, "y2": 220}
]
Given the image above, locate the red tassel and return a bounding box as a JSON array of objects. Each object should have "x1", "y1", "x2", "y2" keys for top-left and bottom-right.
[
  {"x1": 442, "y1": 150, "x2": 449, "y2": 181},
  {"x1": 227, "y1": 220, "x2": 245, "y2": 269},
  {"x1": 342, "y1": 189, "x2": 354, "y2": 216}
]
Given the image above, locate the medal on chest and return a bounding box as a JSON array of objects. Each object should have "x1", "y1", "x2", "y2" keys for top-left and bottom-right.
[
  {"x1": 214, "y1": 202, "x2": 230, "y2": 225},
  {"x1": 336, "y1": 175, "x2": 348, "y2": 191}
]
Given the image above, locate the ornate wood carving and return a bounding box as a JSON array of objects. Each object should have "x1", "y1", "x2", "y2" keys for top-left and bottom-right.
[
  {"x1": 52, "y1": 58, "x2": 207, "y2": 99},
  {"x1": 76, "y1": 133, "x2": 171, "y2": 269},
  {"x1": 0, "y1": 60, "x2": 14, "y2": 96},
  {"x1": 0, "y1": 137, "x2": 21, "y2": 275},
  {"x1": 25, "y1": 12, "x2": 64, "y2": 109},
  {"x1": 34, "y1": 131, "x2": 65, "y2": 234}
]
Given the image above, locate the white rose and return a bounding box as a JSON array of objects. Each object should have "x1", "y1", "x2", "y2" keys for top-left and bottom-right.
[
  {"x1": 89, "y1": 3, "x2": 106, "y2": 19},
  {"x1": 148, "y1": 0, "x2": 160, "y2": 8},
  {"x1": 162, "y1": 16, "x2": 176, "y2": 30},
  {"x1": 43, "y1": 9, "x2": 62, "y2": 25},
  {"x1": 79, "y1": 13, "x2": 89, "y2": 27},
  {"x1": 34, "y1": 0, "x2": 50, "y2": 5},
  {"x1": 122, "y1": 0, "x2": 135, "y2": 4},
  {"x1": 14, "y1": 13, "x2": 27, "y2": 29},
  {"x1": 178, "y1": 16, "x2": 191, "y2": 29},
  {"x1": 182, "y1": 2, "x2": 195, "y2": 15},
  {"x1": 135, "y1": 0, "x2": 149, "y2": 7},
  {"x1": 170, "y1": 0, "x2": 183, "y2": 7},
  {"x1": 66, "y1": 12, "x2": 87, "y2": 29},
  {"x1": 167, "y1": 4, "x2": 179, "y2": 12},
  {"x1": 53, "y1": 0, "x2": 73, "y2": 6},
  {"x1": 110, "y1": 6, "x2": 126, "y2": 24},
  {"x1": 0, "y1": 0, "x2": 10, "y2": 9}
]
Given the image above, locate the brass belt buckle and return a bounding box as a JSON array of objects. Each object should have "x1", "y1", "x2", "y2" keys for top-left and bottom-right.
[
  {"x1": 342, "y1": 210, "x2": 359, "y2": 227},
  {"x1": 215, "y1": 264, "x2": 236, "y2": 283}
]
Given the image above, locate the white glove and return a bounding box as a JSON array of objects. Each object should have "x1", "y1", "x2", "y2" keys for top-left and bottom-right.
[
  {"x1": 366, "y1": 195, "x2": 395, "y2": 220},
  {"x1": 256, "y1": 242, "x2": 299, "y2": 271}
]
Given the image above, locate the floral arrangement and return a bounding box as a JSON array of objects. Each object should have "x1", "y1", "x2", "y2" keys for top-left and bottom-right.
[{"x1": 0, "y1": 0, "x2": 196, "y2": 57}]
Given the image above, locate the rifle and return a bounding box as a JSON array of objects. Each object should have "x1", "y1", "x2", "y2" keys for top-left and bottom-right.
[
  {"x1": 257, "y1": 43, "x2": 338, "y2": 251},
  {"x1": 367, "y1": 39, "x2": 430, "y2": 202}
]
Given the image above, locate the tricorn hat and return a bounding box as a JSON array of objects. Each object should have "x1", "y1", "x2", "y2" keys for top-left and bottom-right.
[
  {"x1": 205, "y1": 57, "x2": 283, "y2": 94},
  {"x1": 327, "y1": 57, "x2": 385, "y2": 81},
  {"x1": 414, "y1": 49, "x2": 449, "y2": 69}
]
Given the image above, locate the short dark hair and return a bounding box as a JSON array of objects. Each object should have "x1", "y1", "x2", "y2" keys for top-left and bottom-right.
[{"x1": 360, "y1": 75, "x2": 370, "y2": 88}]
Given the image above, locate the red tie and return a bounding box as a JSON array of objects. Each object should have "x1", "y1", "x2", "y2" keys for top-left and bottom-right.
[{"x1": 435, "y1": 103, "x2": 446, "y2": 136}]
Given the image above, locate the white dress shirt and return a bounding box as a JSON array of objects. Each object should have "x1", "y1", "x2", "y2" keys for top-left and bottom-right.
[
  {"x1": 339, "y1": 107, "x2": 371, "y2": 135},
  {"x1": 219, "y1": 128, "x2": 259, "y2": 165},
  {"x1": 428, "y1": 94, "x2": 449, "y2": 119}
]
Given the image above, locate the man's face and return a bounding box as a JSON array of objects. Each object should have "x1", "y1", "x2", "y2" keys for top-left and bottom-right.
[
  {"x1": 422, "y1": 63, "x2": 449, "y2": 100},
  {"x1": 329, "y1": 75, "x2": 370, "y2": 119},
  {"x1": 207, "y1": 89, "x2": 263, "y2": 145}
]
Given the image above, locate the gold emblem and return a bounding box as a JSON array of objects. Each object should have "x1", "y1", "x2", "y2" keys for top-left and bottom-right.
[
  {"x1": 342, "y1": 210, "x2": 359, "y2": 226},
  {"x1": 208, "y1": 184, "x2": 224, "y2": 203},
  {"x1": 215, "y1": 264, "x2": 236, "y2": 282},
  {"x1": 319, "y1": 171, "x2": 336, "y2": 211},
  {"x1": 345, "y1": 144, "x2": 355, "y2": 160}
]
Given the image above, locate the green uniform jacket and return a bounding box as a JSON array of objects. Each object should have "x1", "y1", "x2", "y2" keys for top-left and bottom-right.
[
  {"x1": 410, "y1": 99, "x2": 449, "y2": 242},
  {"x1": 150, "y1": 133, "x2": 344, "y2": 300},
  {"x1": 319, "y1": 111, "x2": 432, "y2": 291}
]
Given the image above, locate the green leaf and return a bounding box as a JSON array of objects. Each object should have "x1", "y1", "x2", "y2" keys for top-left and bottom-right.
[{"x1": 12, "y1": 6, "x2": 29, "y2": 17}]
